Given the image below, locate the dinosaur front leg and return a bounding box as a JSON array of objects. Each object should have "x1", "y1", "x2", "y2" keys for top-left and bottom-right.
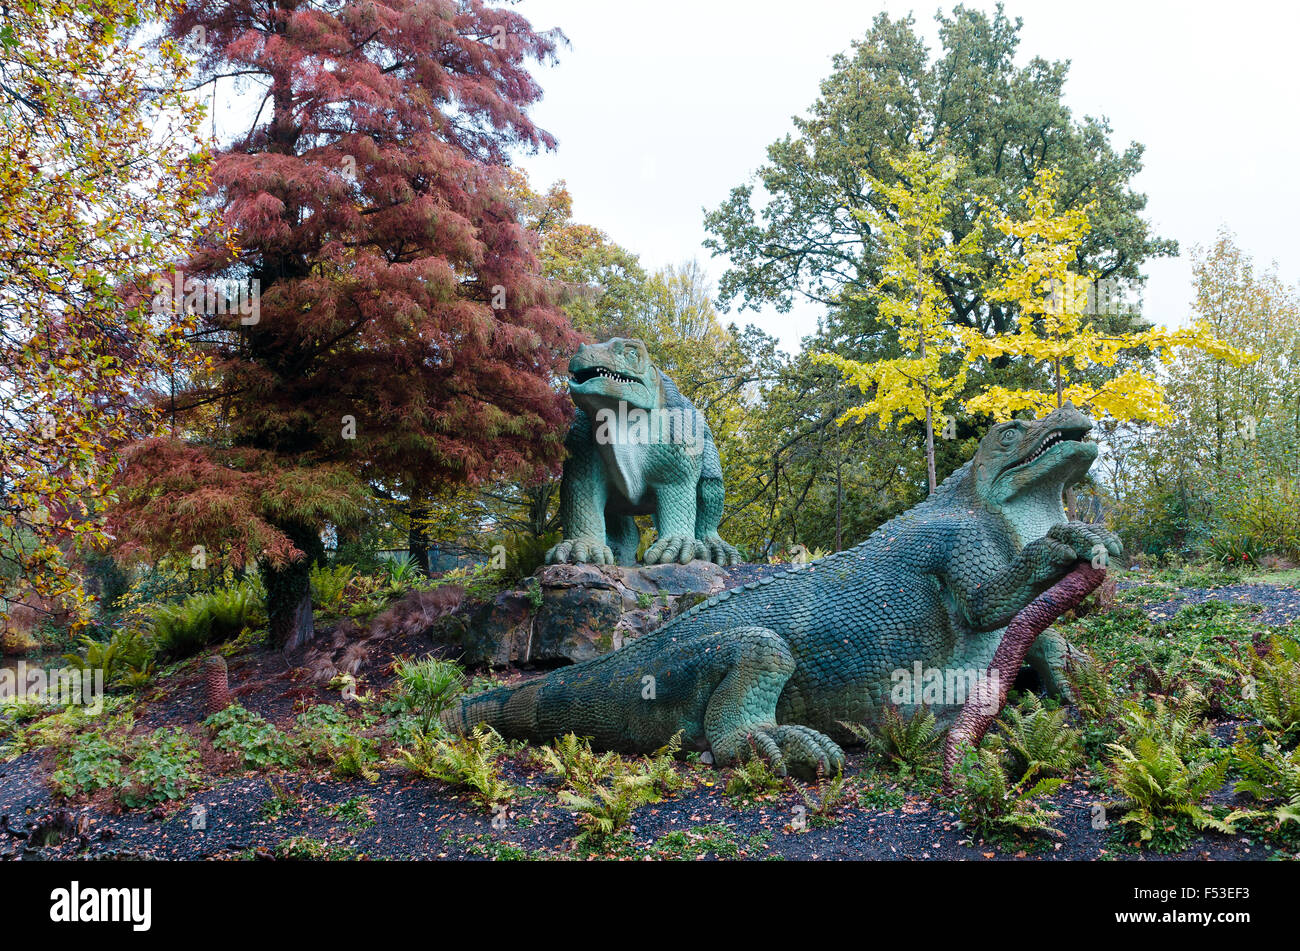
[
  {"x1": 1026, "y1": 627, "x2": 1093, "y2": 699},
  {"x1": 961, "y1": 522, "x2": 1121, "y2": 630},
  {"x1": 702, "y1": 627, "x2": 844, "y2": 778},
  {"x1": 547, "y1": 416, "x2": 616, "y2": 566},
  {"x1": 643, "y1": 481, "x2": 706, "y2": 564}
]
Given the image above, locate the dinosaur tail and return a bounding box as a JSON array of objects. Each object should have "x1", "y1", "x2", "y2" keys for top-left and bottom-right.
[
  {"x1": 440, "y1": 676, "x2": 550, "y2": 741},
  {"x1": 440, "y1": 650, "x2": 643, "y2": 746}
]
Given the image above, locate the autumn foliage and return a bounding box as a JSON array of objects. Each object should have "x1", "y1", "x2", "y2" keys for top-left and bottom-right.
[
  {"x1": 0, "y1": 0, "x2": 210, "y2": 623},
  {"x1": 111, "y1": 0, "x2": 579, "y2": 645}
]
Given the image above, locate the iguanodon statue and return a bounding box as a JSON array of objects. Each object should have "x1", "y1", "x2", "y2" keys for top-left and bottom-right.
[
  {"x1": 545, "y1": 337, "x2": 742, "y2": 567},
  {"x1": 449, "y1": 403, "x2": 1121, "y2": 776}
]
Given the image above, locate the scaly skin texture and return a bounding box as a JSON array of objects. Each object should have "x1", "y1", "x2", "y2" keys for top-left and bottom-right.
[
  {"x1": 545, "y1": 338, "x2": 742, "y2": 567},
  {"x1": 453, "y1": 403, "x2": 1121, "y2": 777}
]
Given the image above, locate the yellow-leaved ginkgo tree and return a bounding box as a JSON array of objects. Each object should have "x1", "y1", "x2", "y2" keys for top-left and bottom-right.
[
  {"x1": 815, "y1": 145, "x2": 984, "y2": 493},
  {"x1": 960, "y1": 169, "x2": 1256, "y2": 426}
]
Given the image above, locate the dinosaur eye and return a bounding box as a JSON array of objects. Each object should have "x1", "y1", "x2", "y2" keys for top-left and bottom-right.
[{"x1": 1000, "y1": 427, "x2": 1021, "y2": 445}]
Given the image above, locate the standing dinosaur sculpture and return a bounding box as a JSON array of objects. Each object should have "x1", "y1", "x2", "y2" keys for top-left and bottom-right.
[
  {"x1": 450, "y1": 403, "x2": 1120, "y2": 776},
  {"x1": 545, "y1": 338, "x2": 742, "y2": 567}
]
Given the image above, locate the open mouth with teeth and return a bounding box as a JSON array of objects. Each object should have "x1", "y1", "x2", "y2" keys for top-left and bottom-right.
[
  {"x1": 1011, "y1": 426, "x2": 1091, "y2": 471},
  {"x1": 571, "y1": 366, "x2": 642, "y2": 386}
]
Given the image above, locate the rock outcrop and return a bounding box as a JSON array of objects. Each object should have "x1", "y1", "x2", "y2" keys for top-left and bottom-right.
[{"x1": 427, "y1": 562, "x2": 739, "y2": 667}]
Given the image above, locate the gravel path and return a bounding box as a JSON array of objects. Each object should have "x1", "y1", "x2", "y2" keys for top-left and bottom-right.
[{"x1": 1122, "y1": 580, "x2": 1300, "y2": 626}]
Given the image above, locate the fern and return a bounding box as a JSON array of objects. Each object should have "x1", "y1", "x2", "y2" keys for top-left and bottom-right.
[
  {"x1": 62, "y1": 627, "x2": 155, "y2": 690},
  {"x1": 559, "y1": 772, "x2": 656, "y2": 848},
  {"x1": 725, "y1": 750, "x2": 785, "y2": 802},
  {"x1": 150, "y1": 584, "x2": 264, "y2": 659},
  {"x1": 1107, "y1": 737, "x2": 1233, "y2": 848},
  {"x1": 1104, "y1": 693, "x2": 1232, "y2": 849},
  {"x1": 1063, "y1": 656, "x2": 1120, "y2": 724},
  {"x1": 395, "y1": 724, "x2": 514, "y2": 808},
  {"x1": 1230, "y1": 737, "x2": 1300, "y2": 828},
  {"x1": 1236, "y1": 636, "x2": 1300, "y2": 745},
  {"x1": 310, "y1": 563, "x2": 355, "y2": 613},
  {"x1": 952, "y1": 748, "x2": 1064, "y2": 840},
  {"x1": 535, "y1": 733, "x2": 623, "y2": 792},
  {"x1": 1116, "y1": 690, "x2": 1211, "y2": 759},
  {"x1": 787, "y1": 771, "x2": 856, "y2": 827},
  {"x1": 994, "y1": 693, "x2": 1083, "y2": 778},
  {"x1": 841, "y1": 706, "x2": 943, "y2": 779}
]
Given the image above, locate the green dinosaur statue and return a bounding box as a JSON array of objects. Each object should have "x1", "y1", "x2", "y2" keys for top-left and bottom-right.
[
  {"x1": 451, "y1": 403, "x2": 1120, "y2": 776},
  {"x1": 545, "y1": 337, "x2": 742, "y2": 567}
]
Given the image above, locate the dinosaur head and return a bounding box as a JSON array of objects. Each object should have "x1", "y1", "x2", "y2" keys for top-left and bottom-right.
[
  {"x1": 973, "y1": 402, "x2": 1098, "y2": 509},
  {"x1": 567, "y1": 338, "x2": 663, "y2": 414}
]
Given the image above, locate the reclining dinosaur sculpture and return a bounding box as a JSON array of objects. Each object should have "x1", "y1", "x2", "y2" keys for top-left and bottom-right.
[{"x1": 450, "y1": 403, "x2": 1120, "y2": 776}]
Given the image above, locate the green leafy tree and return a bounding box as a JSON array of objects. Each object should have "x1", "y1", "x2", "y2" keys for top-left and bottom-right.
[
  {"x1": 704, "y1": 5, "x2": 1174, "y2": 347},
  {"x1": 814, "y1": 144, "x2": 983, "y2": 492}
]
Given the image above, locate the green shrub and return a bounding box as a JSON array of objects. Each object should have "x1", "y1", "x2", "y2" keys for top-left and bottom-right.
[
  {"x1": 119, "y1": 728, "x2": 200, "y2": 808},
  {"x1": 52, "y1": 726, "x2": 198, "y2": 808},
  {"x1": 381, "y1": 555, "x2": 423, "y2": 591},
  {"x1": 51, "y1": 732, "x2": 128, "y2": 798},
  {"x1": 205, "y1": 704, "x2": 298, "y2": 770},
  {"x1": 1206, "y1": 534, "x2": 1264, "y2": 568},
  {"x1": 295, "y1": 704, "x2": 378, "y2": 780},
  {"x1": 272, "y1": 836, "x2": 358, "y2": 861},
  {"x1": 498, "y1": 531, "x2": 562, "y2": 580},
  {"x1": 151, "y1": 584, "x2": 264, "y2": 659},
  {"x1": 388, "y1": 657, "x2": 466, "y2": 735}
]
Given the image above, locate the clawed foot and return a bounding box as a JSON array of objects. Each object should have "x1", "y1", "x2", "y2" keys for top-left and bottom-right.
[
  {"x1": 546, "y1": 536, "x2": 615, "y2": 565},
  {"x1": 1045, "y1": 521, "x2": 1122, "y2": 569},
  {"x1": 729, "y1": 724, "x2": 845, "y2": 779},
  {"x1": 699, "y1": 534, "x2": 743, "y2": 566},
  {"x1": 643, "y1": 535, "x2": 705, "y2": 565}
]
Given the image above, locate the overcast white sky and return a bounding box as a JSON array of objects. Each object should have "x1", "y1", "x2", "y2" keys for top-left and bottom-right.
[{"x1": 510, "y1": 0, "x2": 1300, "y2": 353}]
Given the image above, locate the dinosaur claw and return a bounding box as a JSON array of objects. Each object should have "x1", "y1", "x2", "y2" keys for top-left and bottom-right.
[
  {"x1": 738, "y1": 725, "x2": 844, "y2": 781},
  {"x1": 546, "y1": 537, "x2": 615, "y2": 566}
]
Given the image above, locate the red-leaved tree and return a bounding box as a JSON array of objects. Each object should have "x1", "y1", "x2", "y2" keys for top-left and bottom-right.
[{"x1": 112, "y1": 0, "x2": 578, "y2": 647}]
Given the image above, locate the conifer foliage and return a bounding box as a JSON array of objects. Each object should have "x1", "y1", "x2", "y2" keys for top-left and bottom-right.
[{"x1": 113, "y1": 1, "x2": 578, "y2": 646}]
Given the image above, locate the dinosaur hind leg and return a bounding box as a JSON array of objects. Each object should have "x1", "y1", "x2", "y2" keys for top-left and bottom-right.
[
  {"x1": 605, "y1": 510, "x2": 640, "y2": 567},
  {"x1": 703, "y1": 626, "x2": 844, "y2": 777}
]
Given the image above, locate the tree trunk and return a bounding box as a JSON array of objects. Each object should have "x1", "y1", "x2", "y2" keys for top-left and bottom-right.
[
  {"x1": 407, "y1": 497, "x2": 430, "y2": 574},
  {"x1": 262, "y1": 521, "x2": 322, "y2": 650}
]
